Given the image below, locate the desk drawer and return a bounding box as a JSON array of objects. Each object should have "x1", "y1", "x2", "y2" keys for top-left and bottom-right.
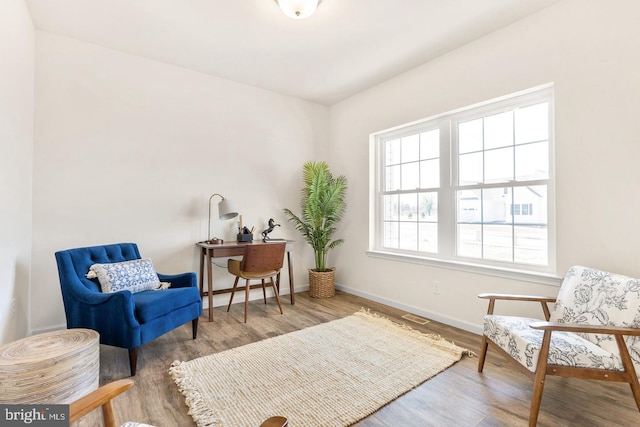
[{"x1": 211, "y1": 247, "x2": 245, "y2": 257}]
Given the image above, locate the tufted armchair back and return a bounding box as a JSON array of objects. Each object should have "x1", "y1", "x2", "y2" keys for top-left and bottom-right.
[{"x1": 56, "y1": 243, "x2": 142, "y2": 293}]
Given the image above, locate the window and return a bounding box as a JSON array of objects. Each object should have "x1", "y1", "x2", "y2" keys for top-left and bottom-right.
[{"x1": 371, "y1": 85, "x2": 554, "y2": 274}]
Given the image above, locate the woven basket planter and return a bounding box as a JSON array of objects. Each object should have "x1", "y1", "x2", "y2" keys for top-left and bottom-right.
[{"x1": 309, "y1": 268, "x2": 335, "y2": 298}]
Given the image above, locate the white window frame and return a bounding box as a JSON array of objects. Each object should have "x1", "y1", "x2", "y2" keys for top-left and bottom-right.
[{"x1": 368, "y1": 84, "x2": 558, "y2": 284}]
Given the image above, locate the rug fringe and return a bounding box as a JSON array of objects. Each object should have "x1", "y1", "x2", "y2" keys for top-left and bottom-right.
[
  {"x1": 169, "y1": 360, "x2": 222, "y2": 427},
  {"x1": 356, "y1": 308, "x2": 476, "y2": 357}
]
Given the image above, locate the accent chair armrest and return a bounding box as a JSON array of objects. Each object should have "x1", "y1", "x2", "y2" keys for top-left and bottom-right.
[
  {"x1": 479, "y1": 293, "x2": 557, "y2": 320},
  {"x1": 157, "y1": 271, "x2": 196, "y2": 289},
  {"x1": 63, "y1": 286, "x2": 141, "y2": 348},
  {"x1": 530, "y1": 321, "x2": 640, "y2": 337},
  {"x1": 69, "y1": 379, "x2": 134, "y2": 427},
  {"x1": 478, "y1": 293, "x2": 557, "y2": 302}
]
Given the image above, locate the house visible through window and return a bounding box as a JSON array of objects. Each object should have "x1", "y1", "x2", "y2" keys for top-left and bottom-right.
[{"x1": 371, "y1": 85, "x2": 554, "y2": 274}]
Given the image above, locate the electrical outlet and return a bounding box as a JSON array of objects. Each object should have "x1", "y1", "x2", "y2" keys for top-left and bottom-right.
[
  {"x1": 433, "y1": 281, "x2": 441, "y2": 295},
  {"x1": 11, "y1": 298, "x2": 16, "y2": 319}
]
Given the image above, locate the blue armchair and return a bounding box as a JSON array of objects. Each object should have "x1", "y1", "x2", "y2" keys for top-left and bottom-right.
[{"x1": 55, "y1": 243, "x2": 202, "y2": 376}]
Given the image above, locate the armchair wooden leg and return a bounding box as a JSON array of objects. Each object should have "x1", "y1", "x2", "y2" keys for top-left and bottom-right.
[
  {"x1": 192, "y1": 318, "x2": 198, "y2": 339},
  {"x1": 530, "y1": 371, "x2": 546, "y2": 427},
  {"x1": 628, "y1": 381, "x2": 640, "y2": 412},
  {"x1": 477, "y1": 335, "x2": 489, "y2": 372},
  {"x1": 529, "y1": 331, "x2": 552, "y2": 427},
  {"x1": 616, "y1": 335, "x2": 640, "y2": 411},
  {"x1": 102, "y1": 398, "x2": 117, "y2": 427},
  {"x1": 128, "y1": 348, "x2": 138, "y2": 377}
]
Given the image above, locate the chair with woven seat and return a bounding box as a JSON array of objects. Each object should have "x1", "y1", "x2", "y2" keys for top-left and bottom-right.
[
  {"x1": 70, "y1": 379, "x2": 287, "y2": 427},
  {"x1": 226, "y1": 242, "x2": 286, "y2": 323},
  {"x1": 55, "y1": 242, "x2": 202, "y2": 376},
  {"x1": 478, "y1": 265, "x2": 640, "y2": 426},
  {"x1": 70, "y1": 379, "x2": 155, "y2": 427}
]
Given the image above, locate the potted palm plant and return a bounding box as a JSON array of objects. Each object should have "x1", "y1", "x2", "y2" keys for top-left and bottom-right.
[{"x1": 284, "y1": 161, "x2": 347, "y2": 298}]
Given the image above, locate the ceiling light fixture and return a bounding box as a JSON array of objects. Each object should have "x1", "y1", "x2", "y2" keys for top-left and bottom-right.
[{"x1": 276, "y1": 0, "x2": 320, "y2": 20}]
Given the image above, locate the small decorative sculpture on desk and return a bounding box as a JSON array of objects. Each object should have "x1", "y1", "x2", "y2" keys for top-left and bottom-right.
[{"x1": 262, "y1": 218, "x2": 280, "y2": 242}]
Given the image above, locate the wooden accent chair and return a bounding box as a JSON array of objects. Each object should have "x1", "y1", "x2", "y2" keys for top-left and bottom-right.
[
  {"x1": 227, "y1": 242, "x2": 286, "y2": 323},
  {"x1": 70, "y1": 379, "x2": 154, "y2": 427},
  {"x1": 478, "y1": 265, "x2": 640, "y2": 426},
  {"x1": 70, "y1": 379, "x2": 288, "y2": 427}
]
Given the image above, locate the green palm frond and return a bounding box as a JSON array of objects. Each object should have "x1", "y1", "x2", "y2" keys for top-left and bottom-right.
[{"x1": 284, "y1": 161, "x2": 347, "y2": 272}]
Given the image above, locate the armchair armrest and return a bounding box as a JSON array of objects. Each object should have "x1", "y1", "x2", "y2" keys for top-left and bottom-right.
[
  {"x1": 530, "y1": 321, "x2": 640, "y2": 337},
  {"x1": 478, "y1": 293, "x2": 557, "y2": 302},
  {"x1": 157, "y1": 271, "x2": 196, "y2": 288},
  {"x1": 479, "y1": 293, "x2": 557, "y2": 320},
  {"x1": 530, "y1": 321, "x2": 640, "y2": 375},
  {"x1": 61, "y1": 278, "x2": 140, "y2": 347},
  {"x1": 69, "y1": 379, "x2": 134, "y2": 427}
]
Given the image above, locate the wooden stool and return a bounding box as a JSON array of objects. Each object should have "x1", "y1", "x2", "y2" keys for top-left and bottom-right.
[{"x1": 0, "y1": 328, "x2": 99, "y2": 404}]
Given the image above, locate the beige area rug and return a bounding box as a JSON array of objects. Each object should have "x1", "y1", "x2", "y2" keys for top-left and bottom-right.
[{"x1": 169, "y1": 309, "x2": 472, "y2": 427}]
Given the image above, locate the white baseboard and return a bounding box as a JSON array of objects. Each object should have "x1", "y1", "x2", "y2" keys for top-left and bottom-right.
[
  {"x1": 335, "y1": 283, "x2": 483, "y2": 335},
  {"x1": 38, "y1": 285, "x2": 480, "y2": 337},
  {"x1": 30, "y1": 323, "x2": 66, "y2": 336}
]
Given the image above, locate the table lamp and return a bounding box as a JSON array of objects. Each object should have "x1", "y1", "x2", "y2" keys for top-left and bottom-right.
[{"x1": 208, "y1": 193, "x2": 239, "y2": 241}]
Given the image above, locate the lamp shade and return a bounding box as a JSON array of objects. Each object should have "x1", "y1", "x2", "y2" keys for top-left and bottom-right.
[
  {"x1": 207, "y1": 193, "x2": 239, "y2": 241},
  {"x1": 218, "y1": 198, "x2": 238, "y2": 220},
  {"x1": 276, "y1": 0, "x2": 319, "y2": 19}
]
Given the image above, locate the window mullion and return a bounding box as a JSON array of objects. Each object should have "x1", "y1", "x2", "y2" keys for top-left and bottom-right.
[{"x1": 439, "y1": 120, "x2": 453, "y2": 258}]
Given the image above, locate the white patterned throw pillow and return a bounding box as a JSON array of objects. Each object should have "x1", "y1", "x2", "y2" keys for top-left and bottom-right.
[{"x1": 87, "y1": 258, "x2": 162, "y2": 294}]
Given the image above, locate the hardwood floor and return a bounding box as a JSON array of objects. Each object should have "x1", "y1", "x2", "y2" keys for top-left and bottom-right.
[{"x1": 77, "y1": 291, "x2": 640, "y2": 426}]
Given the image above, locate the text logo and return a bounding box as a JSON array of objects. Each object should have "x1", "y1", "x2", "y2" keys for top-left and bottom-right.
[{"x1": 0, "y1": 405, "x2": 69, "y2": 426}]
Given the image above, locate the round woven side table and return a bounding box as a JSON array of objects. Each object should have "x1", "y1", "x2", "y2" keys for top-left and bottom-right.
[{"x1": 0, "y1": 328, "x2": 99, "y2": 404}]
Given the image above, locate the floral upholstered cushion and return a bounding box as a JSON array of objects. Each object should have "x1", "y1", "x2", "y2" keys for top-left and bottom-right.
[
  {"x1": 120, "y1": 422, "x2": 155, "y2": 427},
  {"x1": 86, "y1": 258, "x2": 161, "y2": 294},
  {"x1": 484, "y1": 314, "x2": 624, "y2": 373},
  {"x1": 483, "y1": 265, "x2": 640, "y2": 376},
  {"x1": 550, "y1": 266, "x2": 640, "y2": 373}
]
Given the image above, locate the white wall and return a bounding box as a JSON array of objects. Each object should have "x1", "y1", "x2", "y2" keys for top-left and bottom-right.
[
  {"x1": 15, "y1": 0, "x2": 640, "y2": 336},
  {"x1": 329, "y1": 0, "x2": 640, "y2": 333},
  {"x1": 32, "y1": 32, "x2": 327, "y2": 332},
  {"x1": 0, "y1": 0, "x2": 34, "y2": 344}
]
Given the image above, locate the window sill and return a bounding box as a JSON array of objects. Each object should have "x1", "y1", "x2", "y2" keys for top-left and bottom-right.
[{"x1": 366, "y1": 250, "x2": 563, "y2": 287}]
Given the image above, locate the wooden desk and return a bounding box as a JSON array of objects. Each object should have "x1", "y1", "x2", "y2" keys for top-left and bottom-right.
[{"x1": 197, "y1": 240, "x2": 295, "y2": 321}]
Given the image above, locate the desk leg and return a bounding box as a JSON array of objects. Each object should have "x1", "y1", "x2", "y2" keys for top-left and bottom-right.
[
  {"x1": 287, "y1": 251, "x2": 295, "y2": 305},
  {"x1": 198, "y1": 247, "x2": 205, "y2": 297},
  {"x1": 206, "y1": 248, "x2": 214, "y2": 321}
]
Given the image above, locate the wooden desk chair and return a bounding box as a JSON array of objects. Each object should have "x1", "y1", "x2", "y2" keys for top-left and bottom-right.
[{"x1": 226, "y1": 242, "x2": 286, "y2": 323}]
